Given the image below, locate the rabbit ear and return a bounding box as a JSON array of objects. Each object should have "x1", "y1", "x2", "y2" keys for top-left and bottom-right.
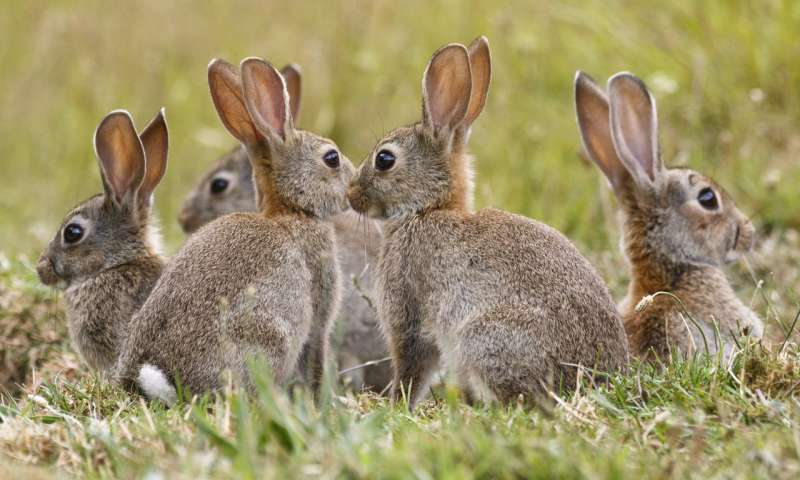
[
  {"x1": 208, "y1": 58, "x2": 263, "y2": 146},
  {"x1": 280, "y1": 64, "x2": 302, "y2": 123},
  {"x1": 459, "y1": 36, "x2": 491, "y2": 135},
  {"x1": 94, "y1": 110, "x2": 146, "y2": 209},
  {"x1": 137, "y1": 108, "x2": 169, "y2": 210},
  {"x1": 608, "y1": 72, "x2": 664, "y2": 189},
  {"x1": 422, "y1": 44, "x2": 472, "y2": 138},
  {"x1": 574, "y1": 72, "x2": 629, "y2": 191},
  {"x1": 241, "y1": 57, "x2": 293, "y2": 143}
]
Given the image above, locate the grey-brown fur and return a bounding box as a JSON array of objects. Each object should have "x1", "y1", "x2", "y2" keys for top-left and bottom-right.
[
  {"x1": 178, "y1": 146, "x2": 390, "y2": 391},
  {"x1": 348, "y1": 38, "x2": 628, "y2": 408},
  {"x1": 114, "y1": 58, "x2": 355, "y2": 397},
  {"x1": 36, "y1": 109, "x2": 169, "y2": 374},
  {"x1": 330, "y1": 213, "x2": 391, "y2": 390},
  {"x1": 574, "y1": 71, "x2": 763, "y2": 362}
]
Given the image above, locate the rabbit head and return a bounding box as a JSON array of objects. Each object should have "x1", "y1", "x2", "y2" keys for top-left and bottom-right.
[
  {"x1": 575, "y1": 72, "x2": 755, "y2": 268},
  {"x1": 179, "y1": 64, "x2": 302, "y2": 233},
  {"x1": 37, "y1": 110, "x2": 168, "y2": 289},
  {"x1": 178, "y1": 147, "x2": 255, "y2": 233},
  {"x1": 208, "y1": 58, "x2": 353, "y2": 219},
  {"x1": 348, "y1": 37, "x2": 491, "y2": 219}
]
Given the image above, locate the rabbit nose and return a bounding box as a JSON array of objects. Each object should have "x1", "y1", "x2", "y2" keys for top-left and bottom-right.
[
  {"x1": 177, "y1": 209, "x2": 193, "y2": 231},
  {"x1": 346, "y1": 185, "x2": 365, "y2": 213},
  {"x1": 346, "y1": 183, "x2": 357, "y2": 199}
]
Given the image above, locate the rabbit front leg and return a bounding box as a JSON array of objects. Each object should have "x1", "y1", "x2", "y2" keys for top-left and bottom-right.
[
  {"x1": 65, "y1": 300, "x2": 118, "y2": 373},
  {"x1": 296, "y1": 328, "x2": 330, "y2": 395},
  {"x1": 297, "y1": 253, "x2": 339, "y2": 395},
  {"x1": 383, "y1": 294, "x2": 440, "y2": 409}
]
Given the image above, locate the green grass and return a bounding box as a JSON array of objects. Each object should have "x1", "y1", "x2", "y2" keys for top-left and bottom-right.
[
  {"x1": 2, "y1": 0, "x2": 800, "y2": 478},
  {"x1": 1, "y1": 330, "x2": 799, "y2": 478},
  {"x1": 1, "y1": 245, "x2": 799, "y2": 478}
]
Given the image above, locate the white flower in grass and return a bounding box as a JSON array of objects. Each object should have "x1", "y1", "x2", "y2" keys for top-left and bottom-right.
[
  {"x1": 635, "y1": 294, "x2": 655, "y2": 313},
  {"x1": 649, "y1": 73, "x2": 677, "y2": 95},
  {"x1": 749, "y1": 88, "x2": 765, "y2": 103}
]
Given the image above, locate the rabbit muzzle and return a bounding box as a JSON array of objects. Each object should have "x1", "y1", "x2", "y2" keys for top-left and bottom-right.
[
  {"x1": 347, "y1": 186, "x2": 385, "y2": 219},
  {"x1": 347, "y1": 184, "x2": 369, "y2": 215},
  {"x1": 177, "y1": 206, "x2": 201, "y2": 234},
  {"x1": 725, "y1": 218, "x2": 755, "y2": 263},
  {"x1": 36, "y1": 253, "x2": 68, "y2": 289}
]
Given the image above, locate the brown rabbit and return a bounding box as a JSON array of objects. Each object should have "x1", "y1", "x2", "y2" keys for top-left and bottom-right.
[
  {"x1": 114, "y1": 57, "x2": 355, "y2": 403},
  {"x1": 347, "y1": 37, "x2": 629, "y2": 408},
  {"x1": 574, "y1": 71, "x2": 763, "y2": 361},
  {"x1": 178, "y1": 67, "x2": 390, "y2": 392},
  {"x1": 36, "y1": 109, "x2": 169, "y2": 375}
]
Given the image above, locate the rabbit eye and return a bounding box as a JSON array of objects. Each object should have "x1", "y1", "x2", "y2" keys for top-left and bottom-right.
[
  {"x1": 210, "y1": 178, "x2": 229, "y2": 194},
  {"x1": 63, "y1": 223, "x2": 84, "y2": 244},
  {"x1": 697, "y1": 187, "x2": 718, "y2": 210},
  {"x1": 323, "y1": 150, "x2": 340, "y2": 169},
  {"x1": 375, "y1": 150, "x2": 396, "y2": 171}
]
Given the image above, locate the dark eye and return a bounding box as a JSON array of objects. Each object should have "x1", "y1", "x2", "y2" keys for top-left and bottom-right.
[
  {"x1": 323, "y1": 150, "x2": 340, "y2": 168},
  {"x1": 210, "y1": 177, "x2": 229, "y2": 194},
  {"x1": 63, "y1": 223, "x2": 84, "y2": 244},
  {"x1": 375, "y1": 149, "x2": 396, "y2": 171},
  {"x1": 697, "y1": 187, "x2": 718, "y2": 210}
]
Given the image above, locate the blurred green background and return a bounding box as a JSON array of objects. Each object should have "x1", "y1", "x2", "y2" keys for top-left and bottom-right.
[{"x1": 2, "y1": 0, "x2": 799, "y2": 258}]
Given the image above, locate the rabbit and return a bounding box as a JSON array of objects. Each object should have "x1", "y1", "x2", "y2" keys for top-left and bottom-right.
[
  {"x1": 113, "y1": 57, "x2": 355, "y2": 404},
  {"x1": 574, "y1": 71, "x2": 763, "y2": 362},
  {"x1": 347, "y1": 37, "x2": 629, "y2": 408},
  {"x1": 35, "y1": 109, "x2": 169, "y2": 375},
  {"x1": 177, "y1": 68, "x2": 390, "y2": 393}
]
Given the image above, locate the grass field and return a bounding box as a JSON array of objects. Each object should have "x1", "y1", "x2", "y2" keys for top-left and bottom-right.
[{"x1": 1, "y1": 0, "x2": 799, "y2": 478}]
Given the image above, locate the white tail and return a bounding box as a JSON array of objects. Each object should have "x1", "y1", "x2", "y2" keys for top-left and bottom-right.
[{"x1": 137, "y1": 363, "x2": 177, "y2": 405}]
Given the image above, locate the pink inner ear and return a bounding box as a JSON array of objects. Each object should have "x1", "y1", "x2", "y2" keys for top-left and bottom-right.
[
  {"x1": 424, "y1": 46, "x2": 471, "y2": 132},
  {"x1": 610, "y1": 76, "x2": 660, "y2": 183},
  {"x1": 208, "y1": 63, "x2": 264, "y2": 146},
  {"x1": 96, "y1": 114, "x2": 145, "y2": 204},
  {"x1": 575, "y1": 74, "x2": 630, "y2": 190},
  {"x1": 253, "y1": 82, "x2": 286, "y2": 137},
  {"x1": 242, "y1": 61, "x2": 289, "y2": 141},
  {"x1": 280, "y1": 65, "x2": 302, "y2": 121},
  {"x1": 620, "y1": 103, "x2": 653, "y2": 176},
  {"x1": 138, "y1": 112, "x2": 168, "y2": 202},
  {"x1": 463, "y1": 37, "x2": 491, "y2": 127}
]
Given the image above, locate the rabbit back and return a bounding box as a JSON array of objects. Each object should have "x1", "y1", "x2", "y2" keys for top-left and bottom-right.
[
  {"x1": 117, "y1": 213, "x2": 328, "y2": 394},
  {"x1": 380, "y1": 208, "x2": 628, "y2": 396}
]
